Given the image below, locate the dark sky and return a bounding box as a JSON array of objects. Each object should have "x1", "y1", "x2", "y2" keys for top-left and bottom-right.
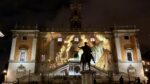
[{"x1": 0, "y1": 0, "x2": 150, "y2": 70}]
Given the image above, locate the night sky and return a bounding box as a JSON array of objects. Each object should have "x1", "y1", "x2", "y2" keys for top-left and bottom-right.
[{"x1": 0, "y1": 0, "x2": 150, "y2": 71}]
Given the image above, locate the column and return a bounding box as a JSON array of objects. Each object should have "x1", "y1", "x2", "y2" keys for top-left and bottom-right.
[
  {"x1": 10, "y1": 37, "x2": 17, "y2": 61},
  {"x1": 114, "y1": 34, "x2": 122, "y2": 61},
  {"x1": 31, "y1": 38, "x2": 37, "y2": 61}
]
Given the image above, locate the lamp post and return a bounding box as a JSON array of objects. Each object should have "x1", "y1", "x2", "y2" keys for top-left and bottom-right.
[
  {"x1": 3, "y1": 69, "x2": 7, "y2": 82},
  {"x1": 28, "y1": 70, "x2": 31, "y2": 84},
  {"x1": 127, "y1": 69, "x2": 131, "y2": 84},
  {"x1": 0, "y1": 31, "x2": 4, "y2": 37}
]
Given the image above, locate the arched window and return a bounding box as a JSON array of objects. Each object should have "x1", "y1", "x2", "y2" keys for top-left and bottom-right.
[{"x1": 19, "y1": 49, "x2": 27, "y2": 62}]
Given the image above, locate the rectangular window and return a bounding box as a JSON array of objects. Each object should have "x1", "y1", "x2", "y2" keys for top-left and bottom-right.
[
  {"x1": 20, "y1": 52, "x2": 25, "y2": 62},
  {"x1": 22, "y1": 36, "x2": 27, "y2": 41},
  {"x1": 74, "y1": 37, "x2": 79, "y2": 42},
  {"x1": 57, "y1": 37, "x2": 62, "y2": 42},
  {"x1": 127, "y1": 52, "x2": 132, "y2": 61},
  {"x1": 90, "y1": 37, "x2": 95, "y2": 42},
  {"x1": 124, "y1": 36, "x2": 129, "y2": 40},
  {"x1": 19, "y1": 50, "x2": 27, "y2": 62}
]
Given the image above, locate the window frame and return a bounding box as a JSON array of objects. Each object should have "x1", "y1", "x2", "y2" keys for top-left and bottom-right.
[
  {"x1": 126, "y1": 49, "x2": 134, "y2": 62},
  {"x1": 57, "y1": 37, "x2": 63, "y2": 42},
  {"x1": 124, "y1": 36, "x2": 130, "y2": 40},
  {"x1": 21, "y1": 36, "x2": 27, "y2": 41},
  {"x1": 74, "y1": 37, "x2": 79, "y2": 42},
  {"x1": 18, "y1": 49, "x2": 27, "y2": 62}
]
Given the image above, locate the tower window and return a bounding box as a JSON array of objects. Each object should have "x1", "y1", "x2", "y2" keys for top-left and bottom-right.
[
  {"x1": 124, "y1": 36, "x2": 129, "y2": 40},
  {"x1": 74, "y1": 21, "x2": 78, "y2": 28},
  {"x1": 22, "y1": 36, "x2": 27, "y2": 41},
  {"x1": 19, "y1": 49, "x2": 27, "y2": 62},
  {"x1": 74, "y1": 10, "x2": 78, "y2": 15}
]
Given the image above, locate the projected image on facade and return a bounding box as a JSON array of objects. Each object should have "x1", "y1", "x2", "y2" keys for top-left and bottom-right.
[
  {"x1": 38, "y1": 32, "x2": 112, "y2": 71},
  {"x1": 6, "y1": 29, "x2": 146, "y2": 82}
]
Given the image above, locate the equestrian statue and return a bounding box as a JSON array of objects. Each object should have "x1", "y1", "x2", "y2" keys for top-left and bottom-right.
[{"x1": 79, "y1": 42, "x2": 95, "y2": 70}]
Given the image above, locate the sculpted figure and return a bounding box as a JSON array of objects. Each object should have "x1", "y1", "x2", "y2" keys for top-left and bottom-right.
[{"x1": 79, "y1": 42, "x2": 95, "y2": 70}]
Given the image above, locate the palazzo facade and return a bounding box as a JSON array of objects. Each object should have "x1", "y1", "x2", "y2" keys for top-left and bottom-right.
[{"x1": 6, "y1": 0, "x2": 146, "y2": 83}]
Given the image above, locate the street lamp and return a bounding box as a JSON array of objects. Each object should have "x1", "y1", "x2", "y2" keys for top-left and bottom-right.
[
  {"x1": 3, "y1": 69, "x2": 7, "y2": 82},
  {"x1": 145, "y1": 68, "x2": 148, "y2": 72},
  {"x1": 0, "y1": 31, "x2": 4, "y2": 37},
  {"x1": 3, "y1": 70, "x2": 7, "y2": 74},
  {"x1": 28, "y1": 70, "x2": 31, "y2": 84}
]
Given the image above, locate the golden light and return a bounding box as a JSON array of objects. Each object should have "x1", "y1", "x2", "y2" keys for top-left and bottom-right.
[
  {"x1": 48, "y1": 59, "x2": 50, "y2": 62},
  {"x1": 81, "y1": 35, "x2": 88, "y2": 43},
  {"x1": 147, "y1": 62, "x2": 150, "y2": 65},
  {"x1": 95, "y1": 34, "x2": 110, "y2": 50},
  {"x1": 3, "y1": 70, "x2": 7, "y2": 74},
  {"x1": 142, "y1": 61, "x2": 145, "y2": 65},
  {"x1": 47, "y1": 32, "x2": 112, "y2": 71},
  {"x1": 74, "y1": 37, "x2": 79, "y2": 42},
  {"x1": 145, "y1": 68, "x2": 148, "y2": 72},
  {"x1": 45, "y1": 32, "x2": 52, "y2": 42}
]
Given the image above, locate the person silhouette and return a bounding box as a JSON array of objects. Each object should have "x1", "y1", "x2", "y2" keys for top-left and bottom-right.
[
  {"x1": 137, "y1": 77, "x2": 140, "y2": 84},
  {"x1": 79, "y1": 42, "x2": 95, "y2": 70},
  {"x1": 119, "y1": 76, "x2": 124, "y2": 84},
  {"x1": 80, "y1": 42, "x2": 92, "y2": 53}
]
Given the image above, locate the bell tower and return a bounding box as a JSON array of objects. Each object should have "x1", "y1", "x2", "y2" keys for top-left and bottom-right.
[{"x1": 70, "y1": 0, "x2": 82, "y2": 31}]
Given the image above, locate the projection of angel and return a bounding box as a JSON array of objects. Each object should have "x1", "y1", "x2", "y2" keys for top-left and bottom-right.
[{"x1": 42, "y1": 32, "x2": 111, "y2": 71}]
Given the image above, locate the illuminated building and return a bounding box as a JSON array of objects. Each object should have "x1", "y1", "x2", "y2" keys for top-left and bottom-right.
[{"x1": 6, "y1": 0, "x2": 147, "y2": 83}]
